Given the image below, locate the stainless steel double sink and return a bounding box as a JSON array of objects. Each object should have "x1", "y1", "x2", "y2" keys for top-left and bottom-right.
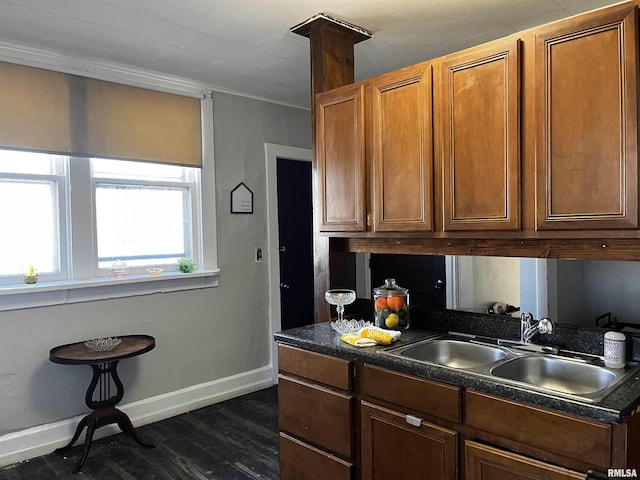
[{"x1": 380, "y1": 333, "x2": 640, "y2": 403}]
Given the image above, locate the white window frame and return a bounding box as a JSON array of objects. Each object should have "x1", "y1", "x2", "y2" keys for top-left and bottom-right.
[
  {"x1": 90, "y1": 162, "x2": 201, "y2": 276},
  {"x1": 0, "y1": 160, "x2": 69, "y2": 285},
  {"x1": 0, "y1": 56, "x2": 219, "y2": 311}
]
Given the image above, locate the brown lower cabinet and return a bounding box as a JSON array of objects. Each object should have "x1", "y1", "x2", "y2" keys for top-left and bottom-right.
[
  {"x1": 465, "y1": 390, "x2": 612, "y2": 468},
  {"x1": 278, "y1": 375, "x2": 353, "y2": 458},
  {"x1": 280, "y1": 432, "x2": 352, "y2": 480},
  {"x1": 277, "y1": 343, "x2": 639, "y2": 479},
  {"x1": 278, "y1": 344, "x2": 355, "y2": 480},
  {"x1": 465, "y1": 441, "x2": 583, "y2": 480},
  {"x1": 361, "y1": 401, "x2": 458, "y2": 480}
]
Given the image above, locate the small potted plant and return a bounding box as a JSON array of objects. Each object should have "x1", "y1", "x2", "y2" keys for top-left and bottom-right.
[
  {"x1": 176, "y1": 257, "x2": 196, "y2": 273},
  {"x1": 23, "y1": 266, "x2": 38, "y2": 284}
]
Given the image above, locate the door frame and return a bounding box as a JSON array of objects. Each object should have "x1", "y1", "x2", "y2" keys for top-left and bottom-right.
[{"x1": 265, "y1": 143, "x2": 313, "y2": 383}]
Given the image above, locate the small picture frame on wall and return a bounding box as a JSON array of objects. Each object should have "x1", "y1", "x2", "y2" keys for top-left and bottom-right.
[{"x1": 231, "y1": 182, "x2": 253, "y2": 214}]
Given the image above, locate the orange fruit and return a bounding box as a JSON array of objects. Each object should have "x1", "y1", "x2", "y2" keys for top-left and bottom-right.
[
  {"x1": 374, "y1": 297, "x2": 388, "y2": 311},
  {"x1": 387, "y1": 295, "x2": 404, "y2": 311}
]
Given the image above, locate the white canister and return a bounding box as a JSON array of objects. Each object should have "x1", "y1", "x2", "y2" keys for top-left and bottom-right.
[{"x1": 604, "y1": 331, "x2": 626, "y2": 369}]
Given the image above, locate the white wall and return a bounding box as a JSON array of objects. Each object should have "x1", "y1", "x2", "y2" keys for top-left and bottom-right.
[
  {"x1": 0, "y1": 91, "x2": 311, "y2": 461},
  {"x1": 456, "y1": 256, "x2": 520, "y2": 310},
  {"x1": 519, "y1": 258, "x2": 556, "y2": 320}
]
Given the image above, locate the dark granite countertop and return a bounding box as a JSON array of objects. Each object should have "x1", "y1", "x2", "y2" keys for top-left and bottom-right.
[{"x1": 274, "y1": 321, "x2": 640, "y2": 424}]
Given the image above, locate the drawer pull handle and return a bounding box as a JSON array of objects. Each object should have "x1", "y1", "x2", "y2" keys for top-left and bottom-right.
[{"x1": 405, "y1": 414, "x2": 422, "y2": 427}]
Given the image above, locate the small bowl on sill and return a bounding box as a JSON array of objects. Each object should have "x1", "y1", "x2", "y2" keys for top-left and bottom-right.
[{"x1": 146, "y1": 268, "x2": 164, "y2": 276}]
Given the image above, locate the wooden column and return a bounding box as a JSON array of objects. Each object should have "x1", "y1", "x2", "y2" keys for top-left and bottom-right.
[{"x1": 292, "y1": 15, "x2": 370, "y2": 322}]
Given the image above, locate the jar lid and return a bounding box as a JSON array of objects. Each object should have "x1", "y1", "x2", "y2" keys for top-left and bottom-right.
[
  {"x1": 605, "y1": 331, "x2": 626, "y2": 341},
  {"x1": 373, "y1": 278, "x2": 408, "y2": 295}
]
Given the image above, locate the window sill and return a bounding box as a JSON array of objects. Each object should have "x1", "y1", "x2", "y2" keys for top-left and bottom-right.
[{"x1": 0, "y1": 269, "x2": 220, "y2": 312}]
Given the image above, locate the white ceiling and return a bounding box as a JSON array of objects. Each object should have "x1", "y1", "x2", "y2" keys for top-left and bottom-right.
[{"x1": 0, "y1": 0, "x2": 624, "y2": 109}]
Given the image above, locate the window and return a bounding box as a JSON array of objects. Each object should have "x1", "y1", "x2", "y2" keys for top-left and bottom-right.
[
  {"x1": 0, "y1": 149, "x2": 205, "y2": 287},
  {"x1": 0, "y1": 150, "x2": 66, "y2": 283},
  {"x1": 0, "y1": 56, "x2": 217, "y2": 311},
  {"x1": 92, "y1": 158, "x2": 200, "y2": 272}
]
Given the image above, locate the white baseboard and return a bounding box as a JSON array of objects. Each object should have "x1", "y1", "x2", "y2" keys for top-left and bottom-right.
[{"x1": 0, "y1": 365, "x2": 274, "y2": 468}]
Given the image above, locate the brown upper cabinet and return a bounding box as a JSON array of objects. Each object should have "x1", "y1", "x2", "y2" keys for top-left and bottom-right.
[
  {"x1": 439, "y1": 39, "x2": 521, "y2": 231},
  {"x1": 535, "y1": 5, "x2": 639, "y2": 230},
  {"x1": 315, "y1": 83, "x2": 366, "y2": 232},
  {"x1": 316, "y1": 65, "x2": 434, "y2": 233},
  {"x1": 370, "y1": 64, "x2": 434, "y2": 232},
  {"x1": 314, "y1": 2, "x2": 640, "y2": 242}
]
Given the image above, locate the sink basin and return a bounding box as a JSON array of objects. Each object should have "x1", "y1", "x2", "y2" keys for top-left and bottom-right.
[
  {"x1": 491, "y1": 356, "x2": 617, "y2": 395},
  {"x1": 400, "y1": 339, "x2": 507, "y2": 369}
]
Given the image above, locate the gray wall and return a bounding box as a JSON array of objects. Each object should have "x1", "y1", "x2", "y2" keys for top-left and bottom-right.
[
  {"x1": 555, "y1": 259, "x2": 640, "y2": 326},
  {"x1": 0, "y1": 91, "x2": 311, "y2": 436},
  {"x1": 556, "y1": 260, "x2": 587, "y2": 325}
]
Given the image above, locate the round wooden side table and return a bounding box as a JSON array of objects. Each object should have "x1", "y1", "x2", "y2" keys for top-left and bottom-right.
[{"x1": 49, "y1": 334, "x2": 156, "y2": 473}]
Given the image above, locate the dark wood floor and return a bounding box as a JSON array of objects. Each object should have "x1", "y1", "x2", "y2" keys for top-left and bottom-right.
[{"x1": 0, "y1": 386, "x2": 279, "y2": 480}]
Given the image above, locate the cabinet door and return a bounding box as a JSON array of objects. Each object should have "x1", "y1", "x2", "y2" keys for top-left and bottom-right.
[
  {"x1": 371, "y1": 64, "x2": 434, "y2": 231},
  {"x1": 535, "y1": 5, "x2": 638, "y2": 230},
  {"x1": 441, "y1": 40, "x2": 521, "y2": 231},
  {"x1": 361, "y1": 401, "x2": 457, "y2": 480},
  {"x1": 315, "y1": 83, "x2": 366, "y2": 232},
  {"x1": 465, "y1": 441, "x2": 584, "y2": 480}
]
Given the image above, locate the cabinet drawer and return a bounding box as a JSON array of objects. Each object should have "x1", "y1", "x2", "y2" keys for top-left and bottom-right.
[
  {"x1": 465, "y1": 440, "x2": 584, "y2": 480},
  {"x1": 279, "y1": 375, "x2": 353, "y2": 458},
  {"x1": 361, "y1": 364, "x2": 461, "y2": 423},
  {"x1": 280, "y1": 432, "x2": 352, "y2": 480},
  {"x1": 466, "y1": 390, "x2": 611, "y2": 467},
  {"x1": 278, "y1": 344, "x2": 351, "y2": 391}
]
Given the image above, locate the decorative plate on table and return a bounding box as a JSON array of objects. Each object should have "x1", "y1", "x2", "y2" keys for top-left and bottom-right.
[{"x1": 330, "y1": 319, "x2": 372, "y2": 334}]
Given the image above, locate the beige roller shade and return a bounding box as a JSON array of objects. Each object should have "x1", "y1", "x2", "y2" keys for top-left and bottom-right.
[
  {"x1": 0, "y1": 60, "x2": 202, "y2": 167},
  {"x1": 0, "y1": 61, "x2": 72, "y2": 153},
  {"x1": 85, "y1": 78, "x2": 202, "y2": 167}
]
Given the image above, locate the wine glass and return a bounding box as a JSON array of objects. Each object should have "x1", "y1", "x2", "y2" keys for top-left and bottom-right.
[{"x1": 325, "y1": 289, "x2": 356, "y2": 323}]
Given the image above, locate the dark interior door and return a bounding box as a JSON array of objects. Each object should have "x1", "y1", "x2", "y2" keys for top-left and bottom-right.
[
  {"x1": 277, "y1": 158, "x2": 314, "y2": 330},
  {"x1": 370, "y1": 254, "x2": 446, "y2": 307}
]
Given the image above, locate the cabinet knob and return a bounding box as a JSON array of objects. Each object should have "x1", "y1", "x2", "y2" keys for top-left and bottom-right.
[
  {"x1": 405, "y1": 414, "x2": 422, "y2": 427},
  {"x1": 434, "y1": 279, "x2": 444, "y2": 290},
  {"x1": 280, "y1": 283, "x2": 290, "y2": 289}
]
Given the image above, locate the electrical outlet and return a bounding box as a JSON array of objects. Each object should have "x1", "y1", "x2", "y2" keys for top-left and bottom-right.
[{"x1": 255, "y1": 247, "x2": 263, "y2": 262}]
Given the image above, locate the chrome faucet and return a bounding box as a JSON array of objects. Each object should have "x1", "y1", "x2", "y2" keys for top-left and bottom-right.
[{"x1": 520, "y1": 312, "x2": 554, "y2": 343}]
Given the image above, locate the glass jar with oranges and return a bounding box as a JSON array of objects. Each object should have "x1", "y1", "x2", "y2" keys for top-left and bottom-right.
[{"x1": 373, "y1": 278, "x2": 410, "y2": 330}]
